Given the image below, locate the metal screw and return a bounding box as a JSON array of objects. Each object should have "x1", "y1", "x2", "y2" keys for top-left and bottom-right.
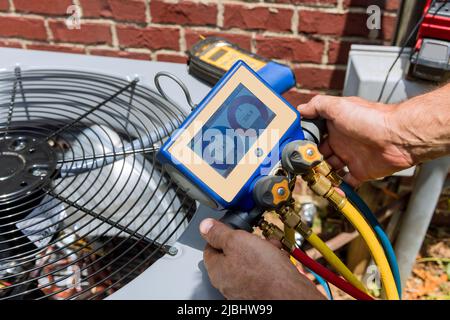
[
  {"x1": 31, "y1": 167, "x2": 48, "y2": 177},
  {"x1": 11, "y1": 139, "x2": 26, "y2": 152},
  {"x1": 306, "y1": 148, "x2": 314, "y2": 156},
  {"x1": 277, "y1": 187, "x2": 286, "y2": 196},
  {"x1": 167, "y1": 246, "x2": 178, "y2": 256},
  {"x1": 47, "y1": 139, "x2": 55, "y2": 147}
]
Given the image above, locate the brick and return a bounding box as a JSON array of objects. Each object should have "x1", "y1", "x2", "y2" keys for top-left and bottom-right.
[
  {"x1": 255, "y1": 36, "x2": 324, "y2": 63},
  {"x1": 80, "y1": 0, "x2": 112, "y2": 18},
  {"x1": 294, "y1": 67, "x2": 346, "y2": 90},
  {"x1": 327, "y1": 39, "x2": 377, "y2": 64},
  {"x1": 117, "y1": 25, "x2": 180, "y2": 50},
  {"x1": 299, "y1": 11, "x2": 359, "y2": 36},
  {"x1": 0, "y1": 17, "x2": 47, "y2": 41},
  {"x1": 49, "y1": 21, "x2": 112, "y2": 44},
  {"x1": 156, "y1": 53, "x2": 188, "y2": 64},
  {"x1": 80, "y1": 0, "x2": 146, "y2": 22},
  {"x1": 14, "y1": 0, "x2": 72, "y2": 15},
  {"x1": 327, "y1": 40, "x2": 352, "y2": 65},
  {"x1": 26, "y1": 43, "x2": 85, "y2": 54},
  {"x1": 0, "y1": 39, "x2": 22, "y2": 48},
  {"x1": 343, "y1": 0, "x2": 401, "y2": 11},
  {"x1": 151, "y1": 0, "x2": 217, "y2": 26},
  {"x1": 275, "y1": 0, "x2": 337, "y2": 6},
  {"x1": 224, "y1": 4, "x2": 293, "y2": 32},
  {"x1": 0, "y1": 0, "x2": 9, "y2": 11},
  {"x1": 89, "y1": 49, "x2": 150, "y2": 60},
  {"x1": 380, "y1": 15, "x2": 396, "y2": 41},
  {"x1": 185, "y1": 29, "x2": 252, "y2": 51},
  {"x1": 283, "y1": 89, "x2": 318, "y2": 106},
  {"x1": 299, "y1": 11, "x2": 396, "y2": 40}
]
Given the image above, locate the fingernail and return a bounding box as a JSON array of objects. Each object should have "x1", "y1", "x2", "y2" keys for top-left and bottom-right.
[
  {"x1": 334, "y1": 187, "x2": 345, "y2": 196},
  {"x1": 199, "y1": 218, "x2": 214, "y2": 235}
]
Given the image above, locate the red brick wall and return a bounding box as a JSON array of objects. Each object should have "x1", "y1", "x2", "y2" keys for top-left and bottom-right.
[{"x1": 0, "y1": 0, "x2": 399, "y2": 104}]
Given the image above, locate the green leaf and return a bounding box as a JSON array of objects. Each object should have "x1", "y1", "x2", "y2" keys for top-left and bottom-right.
[{"x1": 446, "y1": 263, "x2": 450, "y2": 279}]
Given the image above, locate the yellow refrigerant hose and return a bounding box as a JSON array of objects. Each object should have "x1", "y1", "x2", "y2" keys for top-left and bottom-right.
[
  {"x1": 305, "y1": 232, "x2": 369, "y2": 294},
  {"x1": 281, "y1": 140, "x2": 398, "y2": 299},
  {"x1": 284, "y1": 221, "x2": 368, "y2": 294},
  {"x1": 339, "y1": 200, "x2": 399, "y2": 300}
]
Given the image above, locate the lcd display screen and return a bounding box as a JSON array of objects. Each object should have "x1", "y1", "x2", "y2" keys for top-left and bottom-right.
[{"x1": 189, "y1": 83, "x2": 275, "y2": 177}]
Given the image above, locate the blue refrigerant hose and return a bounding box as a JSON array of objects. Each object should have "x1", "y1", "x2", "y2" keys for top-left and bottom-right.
[
  {"x1": 340, "y1": 181, "x2": 402, "y2": 298},
  {"x1": 307, "y1": 268, "x2": 333, "y2": 300}
]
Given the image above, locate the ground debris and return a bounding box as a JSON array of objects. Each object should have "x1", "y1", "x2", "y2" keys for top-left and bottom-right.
[{"x1": 405, "y1": 227, "x2": 450, "y2": 300}]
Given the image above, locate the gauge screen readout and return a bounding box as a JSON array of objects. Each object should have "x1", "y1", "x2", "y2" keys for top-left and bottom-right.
[{"x1": 189, "y1": 83, "x2": 275, "y2": 177}]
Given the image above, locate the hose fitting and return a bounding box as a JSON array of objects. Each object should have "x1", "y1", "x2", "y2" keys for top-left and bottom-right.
[
  {"x1": 280, "y1": 139, "x2": 347, "y2": 222},
  {"x1": 312, "y1": 161, "x2": 342, "y2": 186},
  {"x1": 302, "y1": 172, "x2": 347, "y2": 210},
  {"x1": 276, "y1": 204, "x2": 312, "y2": 238},
  {"x1": 259, "y1": 220, "x2": 294, "y2": 251},
  {"x1": 311, "y1": 160, "x2": 332, "y2": 177},
  {"x1": 281, "y1": 139, "x2": 342, "y2": 186}
]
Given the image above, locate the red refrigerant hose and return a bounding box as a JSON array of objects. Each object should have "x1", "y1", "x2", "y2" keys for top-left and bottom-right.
[{"x1": 291, "y1": 247, "x2": 374, "y2": 300}]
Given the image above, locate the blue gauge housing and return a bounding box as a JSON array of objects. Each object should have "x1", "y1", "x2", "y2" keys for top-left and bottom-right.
[{"x1": 158, "y1": 61, "x2": 303, "y2": 211}]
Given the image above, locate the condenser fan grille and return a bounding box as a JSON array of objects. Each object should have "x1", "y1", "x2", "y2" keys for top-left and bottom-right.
[{"x1": 0, "y1": 67, "x2": 195, "y2": 299}]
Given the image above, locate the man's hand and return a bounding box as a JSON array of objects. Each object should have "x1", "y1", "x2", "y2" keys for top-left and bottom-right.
[
  {"x1": 298, "y1": 95, "x2": 414, "y2": 186},
  {"x1": 199, "y1": 218, "x2": 325, "y2": 300}
]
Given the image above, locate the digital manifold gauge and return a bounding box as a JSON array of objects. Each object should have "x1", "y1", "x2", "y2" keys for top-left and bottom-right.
[
  {"x1": 188, "y1": 37, "x2": 296, "y2": 96},
  {"x1": 158, "y1": 61, "x2": 315, "y2": 213}
]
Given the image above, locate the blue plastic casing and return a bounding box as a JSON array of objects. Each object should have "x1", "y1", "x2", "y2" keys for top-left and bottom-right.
[
  {"x1": 258, "y1": 61, "x2": 296, "y2": 95},
  {"x1": 158, "y1": 61, "x2": 304, "y2": 212}
]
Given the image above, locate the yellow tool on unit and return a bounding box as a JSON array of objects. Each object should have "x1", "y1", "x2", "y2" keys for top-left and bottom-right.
[{"x1": 187, "y1": 37, "x2": 295, "y2": 95}]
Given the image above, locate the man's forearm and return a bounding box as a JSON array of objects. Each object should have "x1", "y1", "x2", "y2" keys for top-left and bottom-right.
[{"x1": 388, "y1": 83, "x2": 450, "y2": 164}]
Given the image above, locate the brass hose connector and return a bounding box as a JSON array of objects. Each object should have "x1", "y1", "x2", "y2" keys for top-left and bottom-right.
[
  {"x1": 302, "y1": 171, "x2": 347, "y2": 210},
  {"x1": 280, "y1": 139, "x2": 342, "y2": 186},
  {"x1": 327, "y1": 170, "x2": 343, "y2": 187},
  {"x1": 259, "y1": 220, "x2": 294, "y2": 251},
  {"x1": 312, "y1": 161, "x2": 342, "y2": 186},
  {"x1": 276, "y1": 204, "x2": 312, "y2": 238},
  {"x1": 311, "y1": 160, "x2": 332, "y2": 177},
  {"x1": 280, "y1": 139, "x2": 347, "y2": 226}
]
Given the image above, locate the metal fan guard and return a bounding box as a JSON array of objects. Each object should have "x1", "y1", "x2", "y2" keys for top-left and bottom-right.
[{"x1": 0, "y1": 67, "x2": 196, "y2": 300}]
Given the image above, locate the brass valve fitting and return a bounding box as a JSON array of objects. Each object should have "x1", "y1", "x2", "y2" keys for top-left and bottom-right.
[
  {"x1": 302, "y1": 172, "x2": 347, "y2": 210},
  {"x1": 276, "y1": 205, "x2": 312, "y2": 238},
  {"x1": 312, "y1": 161, "x2": 342, "y2": 186},
  {"x1": 312, "y1": 160, "x2": 332, "y2": 177},
  {"x1": 259, "y1": 220, "x2": 294, "y2": 251},
  {"x1": 281, "y1": 139, "x2": 342, "y2": 186}
]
